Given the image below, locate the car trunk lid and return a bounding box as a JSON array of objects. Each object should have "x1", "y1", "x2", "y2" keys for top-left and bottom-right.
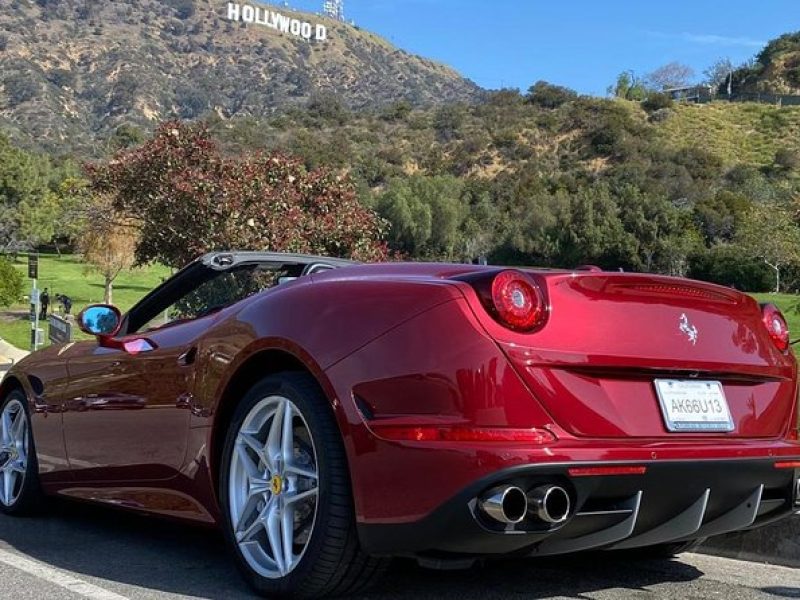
[{"x1": 471, "y1": 272, "x2": 797, "y2": 439}]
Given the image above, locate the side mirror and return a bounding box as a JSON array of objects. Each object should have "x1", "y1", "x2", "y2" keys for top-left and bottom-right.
[{"x1": 77, "y1": 304, "x2": 122, "y2": 337}]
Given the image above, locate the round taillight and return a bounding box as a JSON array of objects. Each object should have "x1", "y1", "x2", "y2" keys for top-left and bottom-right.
[
  {"x1": 762, "y1": 303, "x2": 790, "y2": 352},
  {"x1": 491, "y1": 270, "x2": 544, "y2": 331}
]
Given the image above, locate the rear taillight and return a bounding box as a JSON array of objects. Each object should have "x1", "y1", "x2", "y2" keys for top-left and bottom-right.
[
  {"x1": 761, "y1": 303, "x2": 790, "y2": 352},
  {"x1": 454, "y1": 269, "x2": 548, "y2": 332},
  {"x1": 491, "y1": 270, "x2": 545, "y2": 331}
]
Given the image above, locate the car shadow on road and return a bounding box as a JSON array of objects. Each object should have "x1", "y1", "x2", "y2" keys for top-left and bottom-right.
[{"x1": 0, "y1": 498, "x2": 704, "y2": 599}]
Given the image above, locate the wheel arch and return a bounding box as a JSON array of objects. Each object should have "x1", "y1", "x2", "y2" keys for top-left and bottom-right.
[
  {"x1": 208, "y1": 344, "x2": 348, "y2": 498},
  {"x1": 0, "y1": 375, "x2": 25, "y2": 402}
]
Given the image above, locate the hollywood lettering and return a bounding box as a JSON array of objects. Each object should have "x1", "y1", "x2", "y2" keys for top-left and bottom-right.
[{"x1": 227, "y1": 3, "x2": 328, "y2": 41}]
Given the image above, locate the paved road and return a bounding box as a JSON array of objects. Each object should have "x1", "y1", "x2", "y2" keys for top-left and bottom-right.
[{"x1": 0, "y1": 499, "x2": 798, "y2": 599}]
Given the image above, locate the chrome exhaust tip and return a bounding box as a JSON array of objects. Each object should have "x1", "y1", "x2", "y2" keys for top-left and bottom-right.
[
  {"x1": 527, "y1": 485, "x2": 571, "y2": 524},
  {"x1": 478, "y1": 486, "x2": 528, "y2": 524}
]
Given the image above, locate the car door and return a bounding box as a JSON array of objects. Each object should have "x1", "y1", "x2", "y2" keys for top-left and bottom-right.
[
  {"x1": 60, "y1": 263, "x2": 220, "y2": 482},
  {"x1": 60, "y1": 258, "x2": 307, "y2": 482},
  {"x1": 61, "y1": 320, "x2": 205, "y2": 482}
]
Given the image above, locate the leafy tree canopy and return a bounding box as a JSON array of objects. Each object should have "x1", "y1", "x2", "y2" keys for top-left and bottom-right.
[{"x1": 86, "y1": 122, "x2": 388, "y2": 268}]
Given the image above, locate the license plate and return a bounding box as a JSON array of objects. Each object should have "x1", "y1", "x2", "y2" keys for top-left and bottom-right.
[{"x1": 654, "y1": 379, "x2": 734, "y2": 433}]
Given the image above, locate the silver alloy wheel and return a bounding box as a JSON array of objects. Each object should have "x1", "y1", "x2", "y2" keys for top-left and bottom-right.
[
  {"x1": 229, "y1": 396, "x2": 320, "y2": 579},
  {"x1": 0, "y1": 399, "x2": 28, "y2": 507}
]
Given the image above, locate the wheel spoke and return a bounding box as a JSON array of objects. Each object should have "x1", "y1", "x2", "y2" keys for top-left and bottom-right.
[
  {"x1": 281, "y1": 502, "x2": 295, "y2": 571},
  {"x1": 285, "y1": 487, "x2": 318, "y2": 505},
  {"x1": 1, "y1": 469, "x2": 13, "y2": 506},
  {"x1": 10, "y1": 411, "x2": 24, "y2": 444},
  {"x1": 281, "y1": 402, "x2": 294, "y2": 467},
  {"x1": 285, "y1": 463, "x2": 317, "y2": 481},
  {"x1": 7, "y1": 460, "x2": 25, "y2": 474},
  {"x1": 0, "y1": 410, "x2": 11, "y2": 446},
  {"x1": 238, "y1": 432, "x2": 268, "y2": 469},
  {"x1": 266, "y1": 500, "x2": 286, "y2": 574},
  {"x1": 235, "y1": 443, "x2": 261, "y2": 479},
  {"x1": 236, "y1": 498, "x2": 265, "y2": 543},
  {"x1": 248, "y1": 478, "x2": 270, "y2": 497},
  {"x1": 266, "y1": 401, "x2": 286, "y2": 469}
]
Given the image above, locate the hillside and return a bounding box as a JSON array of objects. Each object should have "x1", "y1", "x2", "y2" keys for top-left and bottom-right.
[
  {"x1": 0, "y1": 0, "x2": 481, "y2": 154},
  {"x1": 656, "y1": 102, "x2": 800, "y2": 167},
  {"x1": 731, "y1": 31, "x2": 800, "y2": 95}
]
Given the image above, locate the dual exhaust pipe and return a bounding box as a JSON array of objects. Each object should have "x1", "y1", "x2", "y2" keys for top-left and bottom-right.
[{"x1": 479, "y1": 484, "x2": 571, "y2": 525}]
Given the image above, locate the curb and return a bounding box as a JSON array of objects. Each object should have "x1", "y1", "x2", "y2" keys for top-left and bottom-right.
[{"x1": 700, "y1": 514, "x2": 800, "y2": 568}]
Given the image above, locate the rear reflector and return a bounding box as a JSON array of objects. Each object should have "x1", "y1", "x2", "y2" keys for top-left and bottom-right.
[
  {"x1": 774, "y1": 461, "x2": 800, "y2": 469},
  {"x1": 568, "y1": 466, "x2": 648, "y2": 477},
  {"x1": 370, "y1": 425, "x2": 555, "y2": 444}
]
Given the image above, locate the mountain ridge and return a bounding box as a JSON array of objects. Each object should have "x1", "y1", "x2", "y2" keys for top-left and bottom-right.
[{"x1": 0, "y1": 0, "x2": 482, "y2": 154}]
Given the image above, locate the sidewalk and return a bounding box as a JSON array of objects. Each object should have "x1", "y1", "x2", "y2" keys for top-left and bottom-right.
[{"x1": 0, "y1": 339, "x2": 29, "y2": 379}]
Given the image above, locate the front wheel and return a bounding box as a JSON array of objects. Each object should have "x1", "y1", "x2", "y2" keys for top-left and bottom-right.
[
  {"x1": 219, "y1": 373, "x2": 388, "y2": 599},
  {"x1": 0, "y1": 390, "x2": 44, "y2": 515}
]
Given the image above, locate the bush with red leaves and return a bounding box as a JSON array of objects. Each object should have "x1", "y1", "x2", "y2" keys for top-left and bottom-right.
[{"x1": 86, "y1": 121, "x2": 388, "y2": 268}]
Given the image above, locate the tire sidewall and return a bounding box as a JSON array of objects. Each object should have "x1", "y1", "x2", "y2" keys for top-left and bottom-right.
[{"x1": 219, "y1": 374, "x2": 344, "y2": 597}]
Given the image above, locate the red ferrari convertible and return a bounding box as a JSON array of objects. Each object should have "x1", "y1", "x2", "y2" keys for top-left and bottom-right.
[{"x1": 1, "y1": 252, "x2": 799, "y2": 598}]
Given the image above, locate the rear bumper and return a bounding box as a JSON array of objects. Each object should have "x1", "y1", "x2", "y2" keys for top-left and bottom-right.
[{"x1": 358, "y1": 457, "x2": 800, "y2": 558}]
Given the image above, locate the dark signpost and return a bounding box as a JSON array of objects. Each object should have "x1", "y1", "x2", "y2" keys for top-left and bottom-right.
[{"x1": 27, "y1": 253, "x2": 38, "y2": 279}]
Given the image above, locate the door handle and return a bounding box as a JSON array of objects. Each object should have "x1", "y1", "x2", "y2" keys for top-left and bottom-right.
[{"x1": 177, "y1": 347, "x2": 197, "y2": 367}]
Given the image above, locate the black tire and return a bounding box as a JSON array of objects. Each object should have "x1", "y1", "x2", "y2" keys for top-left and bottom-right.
[
  {"x1": 0, "y1": 389, "x2": 44, "y2": 516},
  {"x1": 219, "y1": 372, "x2": 389, "y2": 599}
]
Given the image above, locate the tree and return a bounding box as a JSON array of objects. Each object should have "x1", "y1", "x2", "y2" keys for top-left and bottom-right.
[
  {"x1": 432, "y1": 104, "x2": 466, "y2": 142},
  {"x1": 375, "y1": 175, "x2": 466, "y2": 260},
  {"x1": 607, "y1": 71, "x2": 648, "y2": 100},
  {"x1": 17, "y1": 190, "x2": 60, "y2": 249},
  {"x1": 526, "y1": 81, "x2": 578, "y2": 108},
  {"x1": 646, "y1": 62, "x2": 695, "y2": 90},
  {"x1": 86, "y1": 122, "x2": 387, "y2": 269},
  {"x1": 78, "y1": 196, "x2": 138, "y2": 304},
  {"x1": 736, "y1": 200, "x2": 800, "y2": 292},
  {"x1": 0, "y1": 133, "x2": 52, "y2": 253},
  {"x1": 0, "y1": 258, "x2": 23, "y2": 307},
  {"x1": 694, "y1": 191, "x2": 751, "y2": 244},
  {"x1": 107, "y1": 124, "x2": 145, "y2": 151},
  {"x1": 704, "y1": 58, "x2": 734, "y2": 95}
]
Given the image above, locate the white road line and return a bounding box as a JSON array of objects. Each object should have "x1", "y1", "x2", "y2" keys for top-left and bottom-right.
[{"x1": 0, "y1": 547, "x2": 131, "y2": 600}]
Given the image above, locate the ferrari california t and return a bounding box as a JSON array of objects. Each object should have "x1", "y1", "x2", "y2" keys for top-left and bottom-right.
[{"x1": 1, "y1": 251, "x2": 799, "y2": 598}]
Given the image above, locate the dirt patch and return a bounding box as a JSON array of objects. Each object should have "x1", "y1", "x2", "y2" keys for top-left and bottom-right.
[{"x1": 0, "y1": 311, "x2": 29, "y2": 323}]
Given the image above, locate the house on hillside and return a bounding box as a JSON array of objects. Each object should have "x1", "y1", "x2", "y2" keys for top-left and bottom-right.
[{"x1": 663, "y1": 85, "x2": 714, "y2": 103}]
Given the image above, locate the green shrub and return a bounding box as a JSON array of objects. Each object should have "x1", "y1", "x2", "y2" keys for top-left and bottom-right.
[
  {"x1": 688, "y1": 245, "x2": 772, "y2": 292},
  {"x1": 0, "y1": 258, "x2": 23, "y2": 308},
  {"x1": 641, "y1": 92, "x2": 673, "y2": 112},
  {"x1": 526, "y1": 81, "x2": 578, "y2": 108}
]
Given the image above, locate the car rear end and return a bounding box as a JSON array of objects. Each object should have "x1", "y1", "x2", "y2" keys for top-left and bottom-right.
[{"x1": 325, "y1": 265, "x2": 800, "y2": 560}]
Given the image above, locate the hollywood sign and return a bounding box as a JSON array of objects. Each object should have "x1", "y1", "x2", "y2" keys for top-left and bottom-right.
[{"x1": 226, "y1": 3, "x2": 328, "y2": 41}]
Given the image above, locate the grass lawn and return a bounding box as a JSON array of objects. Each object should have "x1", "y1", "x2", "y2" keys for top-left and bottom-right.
[{"x1": 0, "y1": 254, "x2": 170, "y2": 351}]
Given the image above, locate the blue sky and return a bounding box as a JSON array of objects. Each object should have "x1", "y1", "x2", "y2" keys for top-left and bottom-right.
[{"x1": 281, "y1": 0, "x2": 799, "y2": 95}]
